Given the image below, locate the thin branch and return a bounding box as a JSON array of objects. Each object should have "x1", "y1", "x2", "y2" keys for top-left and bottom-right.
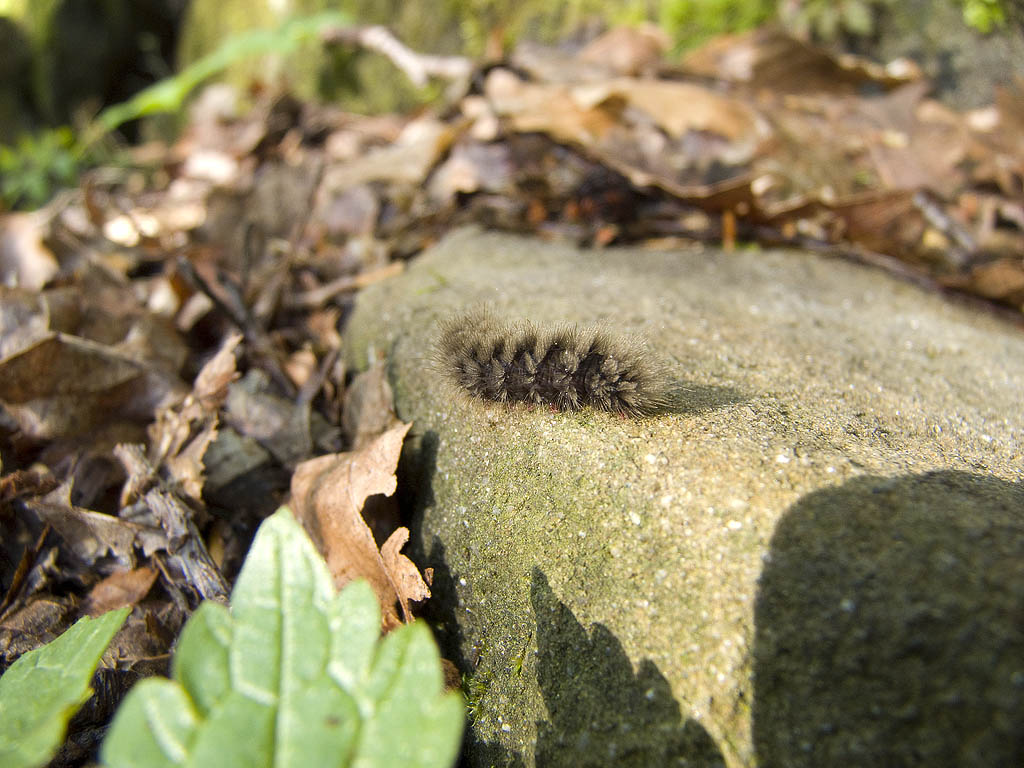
[
  {"x1": 321, "y1": 24, "x2": 473, "y2": 88},
  {"x1": 284, "y1": 261, "x2": 405, "y2": 309}
]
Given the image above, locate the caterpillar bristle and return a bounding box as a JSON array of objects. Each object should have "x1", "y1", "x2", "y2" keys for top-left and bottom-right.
[{"x1": 433, "y1": 309, "x2": 672, "y2": 417}]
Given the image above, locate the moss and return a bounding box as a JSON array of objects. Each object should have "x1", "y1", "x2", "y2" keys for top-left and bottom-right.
[{"x1": 464, "y1": 673, "x2": 491, "y2": 725}]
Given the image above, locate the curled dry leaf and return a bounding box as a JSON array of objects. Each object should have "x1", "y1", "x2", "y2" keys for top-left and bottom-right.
[
  {"x1": 163, "y1": 421, "x2": 218, "y2": 503},
  {"x1": 380, "y1": 527, "x2": 430, "y2": 606},
  {"x1": 23, "y1": 481, "x2": 166, "y2": 571},
  {"x1": 144, "y1": 333, "x2": 242, "y2": 501},
  {"x1": 484, "y1": 68, "x2": 764, "y2": 203},
  {"x1": 0, "y1": 594, "x2": 75, "y2": 665},
  {"x1": 583, "y1": 78, "x2": 765, "y2": 144},
  {"x1": 113, "y1": 455, "x2": 231, "y2": 605},
  {"x1": 290, "y1": 421, "x2": 429, "y2": 628},
  {"x1": 192, "y1": 333, "x2": 243, "y2": 411}
]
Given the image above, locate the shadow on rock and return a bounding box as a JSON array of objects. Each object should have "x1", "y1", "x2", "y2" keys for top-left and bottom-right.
[
  {"x1": 663, "y1": 382, "x2": 748, "y2": 417},
  {"x1": 531, "y1": 568, "x2": 725, "y2": 768},
  {"x1": 401, "y1": 429, "x2": 469, "y2": 664},
  {"x1": 754, "y1": 470, "x2": 1024, "y2": 767}
]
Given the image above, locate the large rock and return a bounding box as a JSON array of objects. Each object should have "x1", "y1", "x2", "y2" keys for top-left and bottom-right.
[{"x1": 343, "y1": 227, "x2": 1024, "y2": 767}]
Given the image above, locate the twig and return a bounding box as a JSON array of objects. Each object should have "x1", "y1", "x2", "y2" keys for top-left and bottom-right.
[
  {"x1": 321, "y1": 24, "x2": 472, "y2": 88},
  {"x1": 176, "y1": 255, "x2": 296, "y2": 396},
  {"x1": 284, "y1": 261, "x2": 404, "y2": 309},
  {"x1": 297, "y1": 347, "x2": 338, "y2": 408},
  {"x1": 144, "y1": 489, "x2": 230, "y2": 604}
]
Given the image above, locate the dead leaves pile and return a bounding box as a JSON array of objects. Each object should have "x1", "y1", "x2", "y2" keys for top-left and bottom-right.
[
  {"x1": 0, "y1": 262, "x2": 423, "y2": 764},
  {"x1": 4, "y1": 25, "x2": 1019, "y2": 327},
  {"x1": 0, "y1": 317, "x2": 422, "y2": 640}
]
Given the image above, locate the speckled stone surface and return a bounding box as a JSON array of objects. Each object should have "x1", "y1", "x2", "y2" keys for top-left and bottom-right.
[{"x1": 344, "y1": 227, "x2": 1024, "y2": 768}]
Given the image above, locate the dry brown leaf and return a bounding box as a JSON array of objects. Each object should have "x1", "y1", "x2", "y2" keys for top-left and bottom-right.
[
  {"x1": 0, "y1": 212, "x2": 59, "y2": 291},
  {"x1": 0, "y1": 288, "x2": 54, "y2": 360},
  {"x1": 486, "y1": 69, "x2": 762, "y2": 206},
  {"x1": 828, "y1": 190, "x2": 924, "y2": 257},
  {"x1": 283, "y1": 347, "x2": 319, "y2": 391},
  {"x1": 957, "y1": 258, "x2": 1024, "y2": 305},
  {"x1": 0, "y1": 526, "x2": 49, "y2": 620},
  {"x1": 131, "y1": 489, "x2": 230, "y2": 603},
  {"x1": 84, "y1": 566, "x2": 158, "y2": 616},
  {"x1": 341, "y1": 362, "x2": 401, "y2": 450},
  {"x1": 427, "y1": 141, "x2": 516, "y2": 205},
  {"x1": 0, "y1": 468, "x2": 56, "y2": 505},
  {"x1": 291, "y1": 421, "x2": 426, "y2": 628},
  {"x1": 143, "y1": 333, "x2": 241, "y2": 501},
  {"x1": 577, "y1": 24, "x2": 668, "y2": 77},
  {"x1": 681, "y1": 27, "x2": 920, "y2": 94},
  {"x1": 0, "y1": 595, "x2": 75, "y2": 664},
  {"x1": 486, "y1": 70, "x2": 619, "y2": 144},
  {"x1": 380, "y1": 527, "x2": 430, "y2": 620},
  {"x1": 194, "y1": 333, "x2": 242, "y2": 411},
  {"x1": 116, "y1": 441, "x2": 155, "y2": 507},
  {"x1": 164, "y1": 421, "x2": 219, "y2": 502},
  {"x1": 315, "y1": 117, "x2": 458, "y2": 192},
  {"x1": 0, "y1": 332, "x2": 185, "y2": 440},
  {"x1": 851, "y1": 84, "x2": 969, "y2": 196},
  {"x1": 508, "y1": 40, "x2": 614, "y2": 84},
  {"x1": 24, "y1": 483, "x2": 166, "y2": 570},
  {"x1": 224, "y1": 372, "x2": 314, "y2": 468},
  {"x1": 589, "y1": 78, "x2": 764, "y2": 144},
  {"x1": 200, "y1": 426, "x2": 277, "y2": 508}
]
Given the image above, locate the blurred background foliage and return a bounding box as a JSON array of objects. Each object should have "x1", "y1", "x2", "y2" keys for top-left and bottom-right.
[{"x1": 0, "y1": 0, "x2": 1018, "y2": 210}]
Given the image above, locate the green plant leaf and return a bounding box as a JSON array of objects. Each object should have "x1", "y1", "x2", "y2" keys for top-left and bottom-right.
[
  {"x1": 0, "y1": 127, "x2": 80, "y2": 209},
  {"x1": 101, "y1": 507, "x2": 464, "y2": 768},
  {"x1": 0, "y1": 607, "x2": 130, "y2": 768}
]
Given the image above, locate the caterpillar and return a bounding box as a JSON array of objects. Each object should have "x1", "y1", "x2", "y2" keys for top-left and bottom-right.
[{"x1": 433, "y1": 308, "x2": 673, "y2": 417}]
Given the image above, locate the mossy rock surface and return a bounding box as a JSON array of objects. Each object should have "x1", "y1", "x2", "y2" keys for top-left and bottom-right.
[{"x1": 344, "y1": 227, "x2": 1024, "y2": 767}]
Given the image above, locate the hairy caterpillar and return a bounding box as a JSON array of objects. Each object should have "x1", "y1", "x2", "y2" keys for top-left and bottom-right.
[{"x1": 434, "y1": 308, "x2": 673, "y2": 417}]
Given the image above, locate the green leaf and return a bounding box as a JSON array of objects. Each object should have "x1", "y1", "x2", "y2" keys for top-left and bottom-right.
[
  {"x1": 0, "y1": 607, "x2": 130, "y2": 768},
  {"x1": 101, "y1": 507, "x2": 464, "y2": 768}
]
